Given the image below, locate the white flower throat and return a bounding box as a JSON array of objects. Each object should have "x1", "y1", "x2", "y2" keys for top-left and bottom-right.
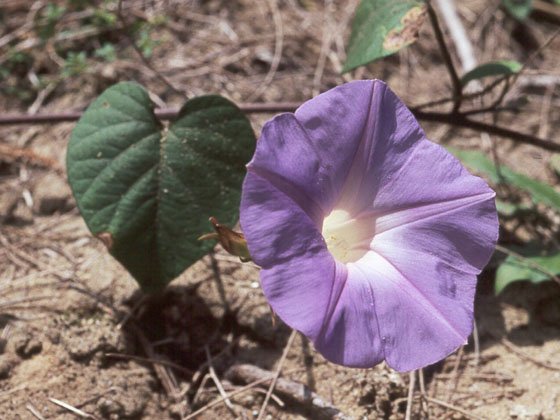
[{"x1": 321, "y1": 209, "x2": 375, "y2": 263}]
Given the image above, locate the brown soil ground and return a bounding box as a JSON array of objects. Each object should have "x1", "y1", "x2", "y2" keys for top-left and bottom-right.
[{"x1": 1, "y1": 0, "x2": 560, "y2": 419}]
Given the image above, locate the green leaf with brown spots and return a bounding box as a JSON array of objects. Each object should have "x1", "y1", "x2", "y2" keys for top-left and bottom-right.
[
  {"x1": 67, "y1": 82, "x2": 255, "y2": 292},
  {"x1": 343, "y1": 0, "x2": 427, "y2": 72}
]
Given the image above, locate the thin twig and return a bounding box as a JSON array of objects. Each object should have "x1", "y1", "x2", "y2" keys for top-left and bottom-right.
[
  {"x1": 503, "y1": 28, "x2": 560, "y2": 99},
  {"x1": 256, "y1": 330, "x2": 297, "y2": 420},
  {"x1": 243, "y1": 386, "x2": 285, "y2": 407},
  {"x1": 472, "y1": 320, "x2": 480, "y2": 366},
  {"x1": 185, "y1": 368, "x2": 301, "y2": 419},
  {"x1": 498, "y1": 336, "x2": 560, "y2": 371},
  {"x1": 224, "y1": 364, "x2": 345, "y2": 418},
  {"x1": 104, "y1": 352, "x2": 194, "y2": 375},
  {"x1": 414, "y1": 29, "x2": 560, "y2": 113},
  {"x1": 205, "y1": 346, "x2": 237, "y2": 415},
  {"x1": 0, "y1": 103, "x2": 301, "y2": 125},
  {"x1": 447, "y1": 346, "x2": 463, "y2": 400},
  {"x1": 413, "y1": 75, "x2": 506, "y2": 110},
  {"x1": 192, "y1": 373, "x2": 212, "y2": 406},
  {"x1": 405, "y1": 370, "x2": 416, "y2": 420},
  {"x1": 128, "y1": 322, "x2": 182, "y2": 399},
  {"x1": 418, "y1": 369, "x2": 429, "y2": 417},
  {"x1": 427, "y1": 1, "x2": 463, "y2": 112},
  {"x1": 2, "y1": 104, "x2": 558, "y2": 152},
  {"x1": 413, "y1": 110, "x2": 560, "y2": 152},
  {"x1": 48, "y1": 397, "x2": 97, "y2": 419},
  {"x1": 538, "y1": 83, "x2": 554, "y2": 139},
  {"x1": 534, "y1": 0, "x2": 560, "y2": 22},
  {"x1": 25, "y1": 403, "x2": 46, "y2": 420},
  {"x1": 424, "y1": 396, "x2": 486, "y2": 420},
  {"x1": 2, "y1": 105, "x2": 558, "y2": 154}
]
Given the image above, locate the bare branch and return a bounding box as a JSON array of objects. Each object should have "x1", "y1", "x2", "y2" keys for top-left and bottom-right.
[{"x1": 426, "y1": 1, "x2": 463, "y2": 112}]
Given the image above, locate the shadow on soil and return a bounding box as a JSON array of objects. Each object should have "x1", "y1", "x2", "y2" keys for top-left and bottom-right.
[{"x1": 475, "y1": 271, "x2": 560, "y2": 350}]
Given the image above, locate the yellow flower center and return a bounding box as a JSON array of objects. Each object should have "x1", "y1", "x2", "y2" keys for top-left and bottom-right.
[{"x1": 321, "y1": 209, "x2": 375, "y2": 263}]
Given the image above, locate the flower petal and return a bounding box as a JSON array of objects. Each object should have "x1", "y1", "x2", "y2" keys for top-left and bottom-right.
[
  {"x1": 314, "y1": 262, "x2": 385, "y2": 367},
  {"x1": 248, "y1": 80, "x2": 379, "y2": 221},
  {"x1": 367, "y1": 137, "x2": 496, "y2": 223},
  {"x1": 373, "y1": 188, "x2": 498, "y2": 273},
  {"x1": 347, "y1": 250, "x2": 477, "y2": 372},
  {"x1": 334, "y1": 81, "x2": 425, "y2": 214},
  {"x1": 366, "y1": 184, "x2": 497, "y2": 371},
  {"x1": 240, "y1": 171, "x2": 345, "y2": 338}
]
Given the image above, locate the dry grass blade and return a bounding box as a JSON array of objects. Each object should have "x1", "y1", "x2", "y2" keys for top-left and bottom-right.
[
  {"x1": 418, "y1": 369, "x2": 429, "y2": 417},
  {"x1": 0, "y1": 384, "x2": 27, "y2": 403},
  {"x1": 128, "y1": 323, "x2": 182, "y2": 399},
  {"x1": 256, "y1": 330, "x2": 297, "y2": 420},
  {"x1": 25, "y1": 403, "x2": 46, "y2": 420},
  {"x1": 185, "y1": 374, "x2": 276, "y2": 419},
  {"x1": 472, "y1": 320, "x2": 480, "y2": 366},
  {"x1": 247, "y1": 0, "x2": 283, "y2": 101},
  {"x1": 104, "y1": 352, "x2": 194, "y2": 375},
  {"x1": 48, "y1": 397, "x2": 97, "y2": 419},
  {"x1": 499, "y1": 337, "x2": 560, "y2": 371},
  {"x1": 424, "y1": 395, "x2": 486, "y2": 420},
  {"x1": 186, "y1": 366, "x2": 307, "y2": 419},
  {"x1": 205, "y1": 346, "x2": 237, "y2": 415},
  {"x1": 447, "y1": 346, "x2": 464, "y2": 399},
  {"x1": 405, "y1": 370, "x2": 416, "y2": 420}
]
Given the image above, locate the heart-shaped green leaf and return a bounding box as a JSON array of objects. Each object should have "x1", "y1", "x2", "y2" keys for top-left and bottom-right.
[
  {"x1": 343, "y1": 0, "x2": 426, "y2": 73},
  {"x1": 67, "y1": 82, "x2": 255, "y2": 292}
]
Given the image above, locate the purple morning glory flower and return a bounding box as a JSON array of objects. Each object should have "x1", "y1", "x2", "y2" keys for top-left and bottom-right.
[{"x1": 239, "y1": 80, "x2": 498, "y2": 372}]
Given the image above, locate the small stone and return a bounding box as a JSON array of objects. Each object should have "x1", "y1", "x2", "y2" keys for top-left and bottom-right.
[
  {"x1": 4, "y1": 198, "x2": 33, "y2": 225},
  {"x1": 61, "y1": 315, "x2": 126, "y2": 362},
  {"x1": 32, "y1": 172, "x2": 73, "y2": 215},
  {"x1": 510, "y1": 404, "x2": 543, "y2": 419},
  {"x1": 0, "y1": 354, "x2": 19, "y2": 380},
  {"x1": 0, "y1": 190, "x2": 19, "y2": 223},
  {"x1": 11, "y1": 331, "x2": 43, "y2": 358},
  {"x1": 20, "y1": 338, "x2": 42, "y2": 358},
  {"x1": 97, "y1": 398, "x2": 123, "y2": 417}
]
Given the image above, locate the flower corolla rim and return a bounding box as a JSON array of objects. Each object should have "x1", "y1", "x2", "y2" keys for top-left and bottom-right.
[{"x1": 239, "y1": 80, "x2": 498, "y2": 372}]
